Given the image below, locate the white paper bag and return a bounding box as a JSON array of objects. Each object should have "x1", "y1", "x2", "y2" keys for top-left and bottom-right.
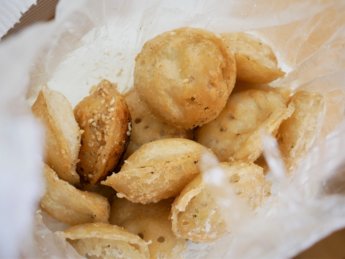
[{"x1": 1, "y1": 0, "x2": 345, "y2": 258}]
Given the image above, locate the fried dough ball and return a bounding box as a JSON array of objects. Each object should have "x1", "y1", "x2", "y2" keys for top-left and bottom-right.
[
  {"x1": 61, "y1": 223, "x2": 149, "y2": 259},
  {"x1": 102, "y1": 138, "x2": 208, "y2": 204},
  {"x1": 278, "y1": 91, "x2": 325, "y2": 171},
  {"x1": 124, "y1": 89, "x2": 192, "y2": 157},
  {"x1": 74, "y1": 80, "x2": 130, "y2": 184},
  {"x1": 135, "y1": 27, "x2": 236, "y2": 129},
  {"x1": 171, "y1": 162, "x2": 270, "y2": 242},
  {"x1": 196, "y1": 88, "x2": 294, "y2": 162},
  {"x1": 171, "y1": 175, "x2": 225, "y2": 243},
  {"x1": 32, "y1": 87, "x2": 80, "y2": 184},
  {"x1": 110, "y1": 198, "x2": 185, "y2": 259},
  {"x1": 222, "y1": 32, "x2": 284, "y2": 84},
  {"x1": 40, "y1": 164, "x2": 110, "y2": 225}
]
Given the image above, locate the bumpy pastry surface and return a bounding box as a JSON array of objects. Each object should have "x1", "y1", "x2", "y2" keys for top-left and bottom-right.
[
  {"x1": 62, "y1": 222, "x2": 149, "y2": 259},
  {"x1": 222, "y1": 32, "x2": 284, "y2": 84},
  {"x1": 171, "y1": 162, "x2": 270, "y2": 242},
  {"x1": 135, "y1": 27, "x2": 236, "y2": 129},
  {"x1": 32, "y1": 87, "x2": 81, "y2": 184},
  {"x1": 103, "y1": 138, "x2": 207, "y2": 204},
  {"x1": 111, "y1": 198, "x2": 185, "y2": 259},
  {"x1": 278, "y1": 91, "x2": 325, "y2": 171},
  {"x1": 40, "y1": 164, "x2": 110, "y2": 225},
  {"x1": 124, "y1": 89, "x2": 192, "y2": 157},
  {"x1": 74, "y1": 80, "x2": 130, "y2": 184},
  {"x1": 196, "y1": 88, "x2": 293, "y2": 162}
]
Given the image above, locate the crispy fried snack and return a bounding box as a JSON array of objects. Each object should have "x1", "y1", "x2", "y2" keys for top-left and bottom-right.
[
  {"x1": 278, "y1": 91, "x2": 325, "y2": 171},
  {"x1": 61, "y1": 222, "x2": 149, "y2": 259},
  {"x1": 222, "y1": 32, "x2": 284, "y2": 84},
  {"x1": 171, "y1": 162, "x2": 270, "y2": 242},
  {"x1": 135, "y1": 27, "x2": 236, "y2": 129},
  {"x1": 111, "y1": 198, "x2": 185, "y2": 259},
  {"x1": 124, "y1": 89, "x2": 192, "y2": 157},
  {"x1": 40, "y1": 164, "x2": 110, "y2": 225},
  {"x1": 32, "y1": 87, "x2": 80, "y2": 184},
  {"x1": 74, "y1": 80, "x2": 130, "y2": 184},
  {"x1": 196, "y1": 88, "x2": 294, "y2": 162},
  {"x1": 102, "y1": 138, "x2": 207, "y2": 204}
]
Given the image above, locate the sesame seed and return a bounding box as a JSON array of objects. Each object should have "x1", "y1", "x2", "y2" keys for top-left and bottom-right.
[{"x1": 117, "y1": 193, "x2": 125, "y2": 198}]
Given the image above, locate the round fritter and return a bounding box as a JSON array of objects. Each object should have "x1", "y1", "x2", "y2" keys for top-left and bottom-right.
[
  {"x1": 74, "y1": 80, "x2": 130, "y2": 184},
  {"x1": 32, "y1": 87, "x2": 81, "y2": 184},
  {"x1": 277, "y1": 91, "x2": 325, "y2": 171},
  {"x1": 171, "y1": 162, "x2": 270, "y2": 242},
  {"x1": 40, "y1": 164, "x2": 110, "y2": 225},
  {"x1": 102, "y1": 138, "x2": 208, "y2": 204},
  {"x1": 61, "y1": 223, "x2": 149, "y2": 259},
  {"x1": 196, "y1": 88, "x2": 293, "y2": 162},
  {"x1": 124, "y1": 89, "x2": 192, "y2": 157},
  {"x1": 110, "y1": 198, "x2": 186, "y2": 259},
  {"x1": 221, "y1": 32, "x2": 284, "y2": 84},
  {"x1": 135, "y1": 27, "x2": 236, "y2": 129}
]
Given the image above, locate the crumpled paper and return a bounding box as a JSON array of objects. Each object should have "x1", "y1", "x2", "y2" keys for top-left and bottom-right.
[{"x1": 1, "y1": 0, "x2": 345, "y2": 258}]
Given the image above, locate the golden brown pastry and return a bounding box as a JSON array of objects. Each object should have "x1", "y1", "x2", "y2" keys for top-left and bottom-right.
[
  {"x1": 171, "y1": 162, "x2": 270, "y2": 242},
  {"x1": 135, "y1": 27, "x2": 236, "y2": 129},
  {"x1": 102, "y1": 138, "x2": 208, "y2": 204},
  {"x1": 124, "y1": 89, "x2": 192, "y2": 157},
  {"x1": 278, "y1": 91, "x2": 325, "y2": 171},
  {"x1": 74, "y1": 80, "x2": 130, "y2": 184},
  {"x1": 196, "y1": 88, "x2": 294, "y2": 162},
  {"x1": 40, "y1": 164, "x2": 110, "y2": 225},
  {"x1": 222, "y1": 32, "x2": 284, "y2": 84},
  {"x1": 61, "y1": 222, "x2": 149, "y2": 259},
  {"x1": 32, "y1": 87, "x2": 80, "y2": 184},
  {"x1": 110, "y1": 198, "x2": 185, "y2": 259}
]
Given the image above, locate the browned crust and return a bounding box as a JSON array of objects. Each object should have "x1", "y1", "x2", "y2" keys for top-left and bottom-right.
[
  {"x1": 40, "y1": 164, "x2": 110, "y2": 225},
  {"x1": 135, "y1": 27, "x2": 236, "y2": 129},
  {"x1": 74, "y1": 80, "x2": 131, "y2": 184},
  {"x1": 32, "y1": 88, "x2": 80, "y2": 184}
]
